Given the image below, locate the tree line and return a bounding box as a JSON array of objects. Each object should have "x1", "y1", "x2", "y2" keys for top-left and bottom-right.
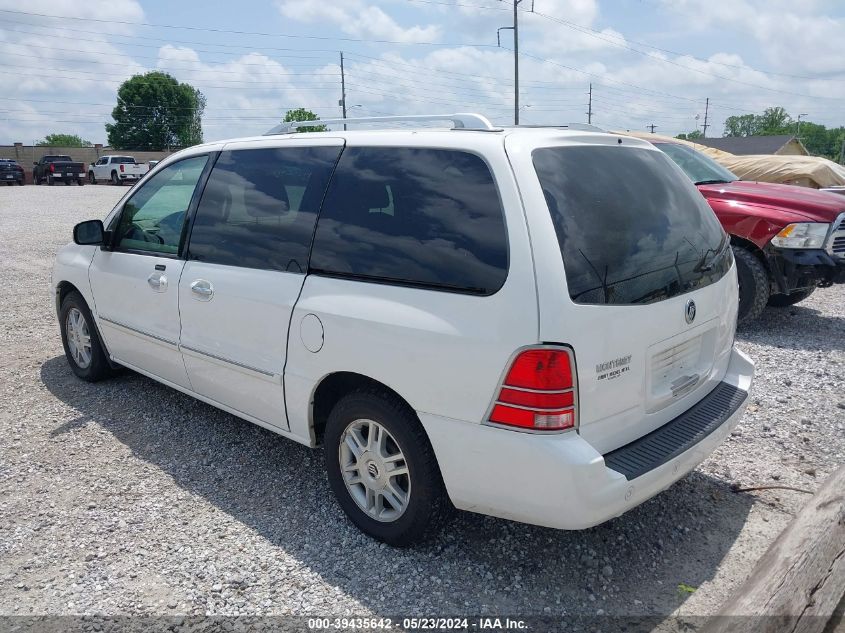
[{"x1": 677, "y1": 106, "x2": 845, "y2": 160}]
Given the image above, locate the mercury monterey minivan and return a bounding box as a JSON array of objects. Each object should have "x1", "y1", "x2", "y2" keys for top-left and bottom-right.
[{"x1": 52, "y1": 114, "x2": 754, "y2": 546}]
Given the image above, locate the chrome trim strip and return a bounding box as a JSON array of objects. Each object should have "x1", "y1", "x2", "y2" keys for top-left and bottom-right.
[
  {"x1": 494, "y1": 401, "x2": 575, "y2": 412},
  {"x1": 180, "y1": 344, "x2": 276, "y2": 378},
  {"x1": 497, "y1": 385, "x2": 574, "y2": 394},
  {"x1": 98, "y1": 315, "x2": 178, "y2": 347}
]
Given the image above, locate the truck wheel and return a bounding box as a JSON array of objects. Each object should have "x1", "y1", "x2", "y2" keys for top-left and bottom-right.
[
  {"x1": 768, "y1": 288, "x2": 815, "y2": 307},
  {"x1": 734, "y1": 246, "x2": 770, "y2": 325},
  {"x1": 324, "y1": 389, "x2": 450, "y2": 546},
  {"x1": 111, "y1": 171, "x2": 119, "y2": 185},
  {"x1": 89, "y1": 172, "x2": 96, "y2": 184},
  {"x1": 59, "y1": 291, "x2": 114, "y2": 382},
  {"x1": 77, "y1": 178, "x2": 84, "y2": 186},
  {"x1": 47, "y1": 175, "x2": 54, "y2": 186}
]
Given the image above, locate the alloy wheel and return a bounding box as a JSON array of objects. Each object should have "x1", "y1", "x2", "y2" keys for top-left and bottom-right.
[
  {"x1": 66, "y1": 307, "x2": 92, "y2": 369},
  {"x1": 339, "y1": 419, "x2": 411, "y2": 522}
]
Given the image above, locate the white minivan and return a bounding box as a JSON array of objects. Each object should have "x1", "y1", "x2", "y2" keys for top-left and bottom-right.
[{"x1": 53, "y1": 114, "x2": 754, "y2": 546}]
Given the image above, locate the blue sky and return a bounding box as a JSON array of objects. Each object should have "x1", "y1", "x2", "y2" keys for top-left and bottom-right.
[{"x1": 1, "y1": 0, "x2": 843, "y2": 144}]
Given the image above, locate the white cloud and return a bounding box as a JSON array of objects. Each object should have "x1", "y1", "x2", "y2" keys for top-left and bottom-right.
[{"x1": 276, "y1": 0, "x2": 441, "y2": 43}]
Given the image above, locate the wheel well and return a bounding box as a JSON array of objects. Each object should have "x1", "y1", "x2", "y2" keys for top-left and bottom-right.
[
  {"x1": 730, "y1": 235, "x2": 771, "y2": 276},
  {"x1": 311, "y1": 372, "x2": 414, "y2": 445},
  {"x1": 55, "y1": 281, "x2": 80, "y2": 313}
]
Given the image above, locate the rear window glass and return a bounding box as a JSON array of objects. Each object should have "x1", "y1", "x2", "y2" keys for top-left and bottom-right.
[
  {"x1": 533, "y1": 145, "x2": 730, "y2": 305},
  {"x1": 310, "y1": 147, "x2": 508, "y2": 295},
  {"x1": 113, "y1": 157, "x2": 136, "y2": 164}
]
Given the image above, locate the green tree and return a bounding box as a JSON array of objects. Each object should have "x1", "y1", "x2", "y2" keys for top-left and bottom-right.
[
  {"x1": 756, "y1": 106, "x2": 792, "y2": 135},
  {"x1": 676, "y1": 130, "x2": 703, "y2": 140},
  {"x1": 723, "y1": 114, "x2": 757, "y2": 137},
  {"x1": 36, "y1": 133, "x2": 92, "y2": 147},
  {"x1": 283, "y1": 108, "x2": 327, "y2": 133},
  {"x1": 106, "y1": 71, "x2": 205, "y2": 150}
]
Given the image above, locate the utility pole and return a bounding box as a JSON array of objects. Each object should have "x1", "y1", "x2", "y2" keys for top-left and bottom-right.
[
  {"x1": 587, "y1": 83, "x2": 592, "y2": 124},
  {"x1": 647, "y1": 124, "x2": 657, "y2": 134},
  {"x1": 339, "y1": 51, "x2": 347, "y2": 131},
  {"x1": 839, "y1": 138, "x2": 845, "y2": 165},
  {"x1": 702, "y1": 97, "x2": 710, "y2": 138},
  {"x1": 513, "y1": 0, "x2": 519, "y2": 126},
  {"x1": 497, "y1": 1, "x2": 532, "y2": 126}
]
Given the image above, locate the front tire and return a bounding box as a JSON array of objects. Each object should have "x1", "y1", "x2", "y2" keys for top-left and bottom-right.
[
  {"x1": 768, "y1": 287, "x2": 815, "y2": 307},
  {"x1": 324, "y1": 389, "x2": 449, "y2": 546},
  {"x1": 59, "y1": 291, "x2": 113, "y2": 382},
  {"x1": 89, "y1": 171, "x2": 96, "y2": 184},
  {"x1": 734, "y1": 246, "x2": 770, "y2": 325}
]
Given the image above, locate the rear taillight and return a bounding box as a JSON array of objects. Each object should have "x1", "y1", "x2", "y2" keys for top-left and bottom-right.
[
  {"x1": 488, "y1": 347, "x2": 577, "y2": 432},
  {"x1": 49, "y1": 163, "x2": 55, "y2": 173},
  {"x1": 120, "y1": 164, "x2": 125, "y2": 172}
]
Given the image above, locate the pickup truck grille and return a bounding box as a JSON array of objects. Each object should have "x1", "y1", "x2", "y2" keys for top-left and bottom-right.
[{"x1": 828, "y1": 213, "x2": 845, "y2": 259}]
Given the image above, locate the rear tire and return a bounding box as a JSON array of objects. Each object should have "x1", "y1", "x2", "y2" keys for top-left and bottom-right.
[
  {"x1": 47, "y1": 175, "x2": 54, "y2": 186},
  {"x1": 768, "y1": 287, "x2": 815, "y2": 307},
  {"x1": 324, "y1": 389, "x2": 450, "y2": 546},
  {"x1": 59, "y1": 291, "x2": 114, "y2": 382},
  {"x1": 89, "y1": 172, "x2": 96, "y2": 184},
  {"x1": 77, "y1": 178, "x2": 84, "y2": 186},
  {"x1": 734, "y1": 246, "x2": 770, "y2": 325}
]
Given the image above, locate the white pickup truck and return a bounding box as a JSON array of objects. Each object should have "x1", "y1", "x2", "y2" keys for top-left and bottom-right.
[{"x1": 88, "y1": 156, "x2": 148, "y2": 185}]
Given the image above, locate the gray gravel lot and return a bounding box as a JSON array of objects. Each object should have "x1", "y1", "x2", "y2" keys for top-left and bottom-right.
[{"x1": 0, "y1": 185, "x2": 843, "y2": 620}]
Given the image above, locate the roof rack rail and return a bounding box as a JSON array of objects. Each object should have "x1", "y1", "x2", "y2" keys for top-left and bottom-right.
[{"x1": 265, "y1": 113, "x2": 500, "y2": 135}]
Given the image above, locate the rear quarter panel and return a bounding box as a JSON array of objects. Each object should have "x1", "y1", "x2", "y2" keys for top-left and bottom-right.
[{"x1": 284, "y1": 133, "x2": 539, "y2": 444}]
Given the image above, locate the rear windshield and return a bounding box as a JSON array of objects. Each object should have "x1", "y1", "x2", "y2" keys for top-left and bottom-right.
[
  {"x1": 113, "y1": 157, "x2": 136, "y2": 164},
  {"x1": 533, "y1": 145, "x2": 730, "y2": 305},
  {"x1": 45, "y1": 156, "x2": 73, "y2": 162},
  {"x1": 653, "y1": 142, "x2": 738, "y2": 185}
]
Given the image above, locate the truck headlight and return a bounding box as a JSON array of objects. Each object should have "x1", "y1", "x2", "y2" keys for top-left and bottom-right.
[{"x1": 770, "y1": 223, "x2": 830, "y2": 249}]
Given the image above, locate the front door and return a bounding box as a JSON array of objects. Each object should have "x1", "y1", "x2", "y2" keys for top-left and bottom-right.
[
  {"x1": 89, "y1": 155, "x2": 210, "y2": 388},
  {"x1": 178, "y1": 139, "x2": 343, "y2": 429}
]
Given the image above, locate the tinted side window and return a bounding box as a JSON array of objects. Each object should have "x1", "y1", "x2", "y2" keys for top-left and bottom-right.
[
  {"x1": 310, "y1": 147, "x2": 508, "y2": 294},
  {"x1": 188, "y1": 146, "x2": 341, "y2": 273},
  {"x1": 115, "y1": 155, "x2": 209, "y2": 255}
]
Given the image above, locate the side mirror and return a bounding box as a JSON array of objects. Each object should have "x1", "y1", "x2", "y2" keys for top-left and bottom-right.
[{"x1": 73, "y1": 220, "x2": 106, "y2": 246}]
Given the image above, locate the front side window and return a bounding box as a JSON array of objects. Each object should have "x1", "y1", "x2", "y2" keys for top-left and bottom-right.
[
  {"x1": 114, "y1": 155, "x2": 208, "y2": 255},
  {"x1": 310, "y1": 147, "x2": 508, "y2": 295},
  {"x1": 188, "y1": 146, "x2": 342, "y2": 272},
  {"x1": 533, "y1": 145, "x2": 730, "y2": 305}
]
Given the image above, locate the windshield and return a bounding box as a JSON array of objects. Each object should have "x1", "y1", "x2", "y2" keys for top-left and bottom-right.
[
  {"x1": 653, "y1": 143, "x2": 738, "y2": 185},
  {"x1": 533, "y1": 145, "x2": 731, "y2": 305}
]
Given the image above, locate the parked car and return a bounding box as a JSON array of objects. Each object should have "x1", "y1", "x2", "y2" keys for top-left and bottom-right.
[
  {"x1": 53, "y1": 114, "x2": 754, "y2": 546},
  {"x1": 88, "y1": 155, "x2": 148, "y2": 185},
  {"x1": 0, "y1": 158, "x2": 25, "y2": 185},
  {"x1": 147, "y1": 160, "x2": 160, "y2": 170},
  {"x1": 652, "y1": 141, "x2": 845, "y2": 323},
  {"x1": 33, "y1": 155, "x2": 85, "y2": 186}
]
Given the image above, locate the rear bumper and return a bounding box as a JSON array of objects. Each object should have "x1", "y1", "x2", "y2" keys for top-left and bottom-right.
[{"x1": 420, "y1": 346, "x2": 753, "y2": 530}]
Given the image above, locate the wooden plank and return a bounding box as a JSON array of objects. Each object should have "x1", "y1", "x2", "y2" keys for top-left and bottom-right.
[{"x1": 702, "y1": 464, "x2": 845, "y2": 633}]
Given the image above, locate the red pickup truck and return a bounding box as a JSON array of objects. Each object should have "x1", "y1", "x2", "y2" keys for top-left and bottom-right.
[{"x1": 654, "y1": 142, "x2": 845, "y2": 323}]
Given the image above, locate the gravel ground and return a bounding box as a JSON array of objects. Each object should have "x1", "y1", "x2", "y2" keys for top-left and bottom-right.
[{"x1": 0, "y1": 186, "x2": 843, "y2": 621}]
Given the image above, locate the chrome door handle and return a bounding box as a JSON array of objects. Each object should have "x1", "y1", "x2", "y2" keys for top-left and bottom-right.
[
  {"x1": 190, "y1": 279, "x2": 214, "y2": 301},
  {"x1": 147, "y1": 272, "x2": 168, "y2": 292}
]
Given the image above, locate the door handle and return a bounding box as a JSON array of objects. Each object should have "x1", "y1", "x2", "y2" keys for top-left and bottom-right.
[
  {"x1": 147, "y1": 272, "x2": 168, "y2": 292},
  {"x1": 190, "y1": 279, "x2": 214, "y2": 301}
]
